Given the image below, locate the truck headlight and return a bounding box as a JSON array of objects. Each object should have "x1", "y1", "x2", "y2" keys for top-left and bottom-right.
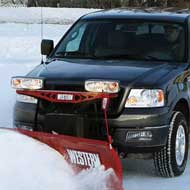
[
  {"x1": 125, "y1": 89, "x2": 164, "y2": 108},
  {"x1": 85, "y1": 80, "x2": 119, "y2": 93},
  {"x1": 11, "y1": 77, "x2": 43, "y2": 90}
]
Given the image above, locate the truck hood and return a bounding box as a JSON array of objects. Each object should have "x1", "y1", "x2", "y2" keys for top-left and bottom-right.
[{"x1": 29, "y1": 59, "x2": 178, "y2": 87}]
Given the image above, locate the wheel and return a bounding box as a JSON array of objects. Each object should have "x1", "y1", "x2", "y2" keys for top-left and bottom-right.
[{"x1": 154, "y1": 111, "x2": 189, "y2": 177}]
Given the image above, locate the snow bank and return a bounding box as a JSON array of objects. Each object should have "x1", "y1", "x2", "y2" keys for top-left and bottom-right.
[
  {"x1": 0, "y1": 129, "x2": 114, "y2": 190},
  {"x1": 0, "y1": 7, "x2": 97, "y2": 24},
  {"x1": 0, "y1": 7, "x2": 97, "y2": 63},
  {"x1": 0, "y1": 129, "x2": 75, "y2": 190},
  {"x1": 0, "y1": 23, "x2": 70, "y2": 64},
  {"x1": 0, "y1": 63, "x2": 36, "y2": 127}
]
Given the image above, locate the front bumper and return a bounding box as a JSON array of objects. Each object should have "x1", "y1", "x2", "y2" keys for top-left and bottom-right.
[
  {"x1": 113, "y1": 125, "x2": 169, "y2": 152},
  {"x1": 109, "y1": 107, "x2": 170, "y2": 152},
  {"x1": 14, "y1": 102, "x2": 171, "y2": 152}
]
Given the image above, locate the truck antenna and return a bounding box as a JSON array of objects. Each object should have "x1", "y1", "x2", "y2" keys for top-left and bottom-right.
[{"x1": 41, "y1": 7, "x2": 44, "y2": 64}]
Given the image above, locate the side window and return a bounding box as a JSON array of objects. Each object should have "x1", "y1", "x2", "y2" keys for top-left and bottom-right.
[
  {"x1": 151, "y1": 25, "x2": 164, "y2": 34},
  {"x1": 136, "y1": 24, "x2": 148, "y2": 35},
  {"x1": 65, "y1": 24, "x2": 86, "y2": 52}
]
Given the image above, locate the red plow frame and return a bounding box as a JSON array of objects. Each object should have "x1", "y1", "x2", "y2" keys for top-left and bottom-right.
[{"x1": 15, "y1": 89, "x2": 123, "y2": 189}]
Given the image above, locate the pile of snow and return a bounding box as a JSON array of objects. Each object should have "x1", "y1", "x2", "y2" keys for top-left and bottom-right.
[
  {"x1": 0, "y1": 7, "x2": 97, "y2": 24},
  {"x1": 0, "y1": 23, "x2": 70, "y2": 64},
  {"x1": 0, "y1": 129, "x2": 114, "y2": 190},
  {"x1": 0, "y1": 7, "x2": 80, "y2": 126},
  {"x1": 0, "y1": 63, "x2": 36, "y2": 127},
  {"x1": 0, "y1": 23, "x2": 69, "y2": 128},
  {"x1": 0, "y1": 7, "x2": 97, "y2": 64}
]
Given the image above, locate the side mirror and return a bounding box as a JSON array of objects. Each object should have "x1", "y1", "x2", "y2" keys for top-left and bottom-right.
[{"x1": 41, "y1": 39, "x2": 54, "y2": 56}]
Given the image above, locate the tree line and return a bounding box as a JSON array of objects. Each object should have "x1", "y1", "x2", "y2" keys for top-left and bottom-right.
[{"x1": 27, "y1": 0, "x2": 190, "y2": 8}]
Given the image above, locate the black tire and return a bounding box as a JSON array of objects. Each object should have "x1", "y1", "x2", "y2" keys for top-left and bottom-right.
[{"x1": 154, "y1": 111, "x2": 189, "y2": 177}]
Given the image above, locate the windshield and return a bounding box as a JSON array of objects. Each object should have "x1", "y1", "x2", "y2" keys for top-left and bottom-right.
[{"x1": 54, "y1": 20, "x2": 186, "y2": 62}]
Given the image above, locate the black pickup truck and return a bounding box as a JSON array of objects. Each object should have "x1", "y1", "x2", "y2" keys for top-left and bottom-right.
[{"x1": 12, "y1": 8, "x2": 190, "y2": 177}]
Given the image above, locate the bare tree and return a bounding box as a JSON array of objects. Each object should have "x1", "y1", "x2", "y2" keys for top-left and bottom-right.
[{"x1": 26, "y1": 0, "x2": 190, "y2": 8}]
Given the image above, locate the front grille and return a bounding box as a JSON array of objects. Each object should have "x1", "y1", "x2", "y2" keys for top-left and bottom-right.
[
  {"x1": 42, "y1": 81, "x2": 125, "y2": 116},
  {"x1": 38, "y1": 82, "x2": 126, "y2": 139},
  {"x1": 39, "y1": 92, "x2": 124, "y2": 117},
  {"x1": 45, "y1": 81, "x2": 85, "y2": 92},
  {"x1": 42, "y1": 113, "x2": 107, "y2": 140}
]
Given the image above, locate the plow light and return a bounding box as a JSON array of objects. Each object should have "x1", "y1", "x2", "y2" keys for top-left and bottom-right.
[
  {"x1": 11, "y1": 77, "x2": 43, "y2": 90},
  {"x1": 85, "y1": 80, "x2": 119, "y2": 93}
]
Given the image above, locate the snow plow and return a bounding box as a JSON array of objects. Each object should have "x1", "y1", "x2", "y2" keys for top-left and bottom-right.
[{"x1": 10, "y1": 87, "x2": 123, "y2": 189}]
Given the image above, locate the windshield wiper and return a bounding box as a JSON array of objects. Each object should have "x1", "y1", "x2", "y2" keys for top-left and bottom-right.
[
  {"x1": 144, "y1": 55, "x2": 162, "y2": 61},
  {"x1": 95, "y1": 53, "x2": 171, "y2": 61},
  {"x1": 94, "y1": 53, "x2": 143, "y2": 60},
  {"x1": 54, "y1": 52, "x2": 170, "y2": 61},
  {"x1": 144, "y1": 55, "x2": 171, "y2": 62},
  {"x1": 54, "y1": 51, "x2": 94, "y2": 59}
]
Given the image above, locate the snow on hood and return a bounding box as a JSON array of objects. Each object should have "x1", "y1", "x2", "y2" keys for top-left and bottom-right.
[{"x1": 0, "y1": 129, "x2": 113, "y2": 190}]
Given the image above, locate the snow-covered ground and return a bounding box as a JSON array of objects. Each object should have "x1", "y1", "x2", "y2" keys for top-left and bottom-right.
[
  {"x1": 0, "y1": 7, "x2": 97, "y2": 24},
  {"x1": 0, "y1": 7, "x2": 189, "y2": 190}
]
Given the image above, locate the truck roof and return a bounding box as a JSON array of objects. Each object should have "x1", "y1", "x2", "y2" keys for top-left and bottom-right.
[{"x1": 82, "y1": 8, "x2": 190, "y2": 23}]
